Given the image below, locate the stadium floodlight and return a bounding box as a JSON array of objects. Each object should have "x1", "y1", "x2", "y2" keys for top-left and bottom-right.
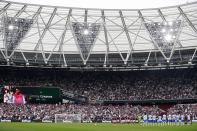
[
  {"x1": 164, "y1": 34, "x2": 172, "y2": 42},
  {"x1": 8, "y1": 25, "x2": 14, "y2": 30},
  {"x1": 161, "y1": 28, "x2": 166, "y2": 33},
  {"x1": 170, "y1": 28, "x2": 174, "y2": 32},
  {"x1": 145, "y1": 20, "x2": 182, "y2": 58},
  {"x1": 3, "y1": 17, "x2": 33, "y2": 53},
  {"x1": 83, "y1": 29, "x2": 89, "y2": 35},
  {"x1": 168, "y1": 21, "x2": 173, "y2": 26},
  {"x1": 72, "y1": 22, "x2": 101, "y2": 60}
]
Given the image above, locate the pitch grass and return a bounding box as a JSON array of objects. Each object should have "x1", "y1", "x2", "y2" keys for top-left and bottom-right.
[{"x1": 0, "y1": 123, "x2": 197, "y2": 131}]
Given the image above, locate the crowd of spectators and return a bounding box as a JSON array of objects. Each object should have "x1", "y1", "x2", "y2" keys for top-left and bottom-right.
[
  {"x1": 167, "y1": 104, "x2": 197, "y2": 116},
  {"x1": 0, "y1": 103, "x2": 164, "y2": 122},
  {"x1": 0, "y1": 68, "x2": 197, "y2": 101},
  {"x1": 0, "y1": 103, "x2": 197, "y2": 122},
  {"x1": 0, "y1": 67, "x2": 197, "y2": 122}
]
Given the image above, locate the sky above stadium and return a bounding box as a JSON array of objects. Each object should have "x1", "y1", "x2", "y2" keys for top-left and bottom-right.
[{"x1": 7, "y1": 0, "x2": 197, "y2": 9}]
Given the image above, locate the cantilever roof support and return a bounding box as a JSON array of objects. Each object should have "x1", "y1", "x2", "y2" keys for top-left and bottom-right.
[
  {"x1": 101, "y1": 10, "x2": 109, "y2": 66},
  {"x1": 34, "y1": 8, "x2": 57, "y2": 63},
  {"x1": 138, "y1": 10, "x2": 168, "y2": 60},
  {"x1": 119, "y1": 10, "x2": 134, "y2": 65},
  {"x1": 178, "y1": 6, "x2": 197, "y2": 62}
]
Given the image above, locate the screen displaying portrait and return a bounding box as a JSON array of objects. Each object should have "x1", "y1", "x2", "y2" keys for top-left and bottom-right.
[{"x1": 3, "y1": 86, "x2": 26, "y2": 104}]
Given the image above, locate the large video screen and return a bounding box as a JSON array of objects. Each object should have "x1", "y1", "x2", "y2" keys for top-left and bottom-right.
[
  {"x1": 2, "y1": 86, "x2": 60, "y2": 104},
  {"x1": 3, "y1": 86, "x2": 26, "y2": 104}
]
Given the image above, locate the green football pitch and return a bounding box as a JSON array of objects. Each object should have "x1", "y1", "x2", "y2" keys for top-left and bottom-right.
[{"x1": 0, "y1": 123, "x2": 197, "y2": 131}]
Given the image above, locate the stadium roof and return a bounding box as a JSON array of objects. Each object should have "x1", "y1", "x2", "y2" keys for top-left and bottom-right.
[
  {"x1": 7, "y1": 0, "x2": 197, "y2": 9},
  {"x1": 0, "y1": 0, "x2": 197, "y2": 69}
]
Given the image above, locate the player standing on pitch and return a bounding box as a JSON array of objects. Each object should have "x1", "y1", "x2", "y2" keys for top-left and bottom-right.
[{"x1": 143, "y1": 114, "x2": 148, "y2": 126}]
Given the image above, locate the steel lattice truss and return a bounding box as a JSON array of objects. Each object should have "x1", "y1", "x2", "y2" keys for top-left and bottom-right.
[
  {"x1": 145, "y1": 21, "x2": 182, "y2": 59},
  {"x1": 0, "y1": 0, "x2": 196, "y2": 70},
  {"x1": 71, "y1": 22, "x2": 101, "y2": 63},
  {"x1": 3, "y1": 17, "x2": 33, "y2": 53}
]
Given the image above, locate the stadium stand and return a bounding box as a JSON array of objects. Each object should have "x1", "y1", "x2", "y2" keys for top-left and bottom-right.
[
  {"x1": 0, "y1": 67, "x2": 197, "y2": 123},
  {"x1": 0, "y1": 67, "x2": 197, "y2": 102},
  {"x1": 0, "y1": 103, "x2": 196, "y2": 122},
  {"x1": 0, "y1": 0, "x2": 197, "y2": 126}
]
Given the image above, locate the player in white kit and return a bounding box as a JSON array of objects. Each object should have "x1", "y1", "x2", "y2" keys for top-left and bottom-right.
[
  {"x1": 157, "y1": 116, "x2": 162, "y2": 126},
  {"x1": 172, "y1": 114, "x2": 176, "y2": 125},
  {"x1": 153, "y1": 115, "x2": 156, "y2": 124},
  {"x1": 143, "y1": 114, "x2": 148, "y2": 126},
  {"x1": 181, "y1": 114, "x2": 185, "y2": 125},
  {"x1": 148, "y1": 115, "x2": 152, "y2": 125},
  {"x1": 175, "y1": 114, "x2": 180, "y2": 125},
  {"x1": 168, "y1": 115, "x2": 172, "y2": 125},
  {"x1": 162, "y1": 114, "x2": 167, "y2": 125}
]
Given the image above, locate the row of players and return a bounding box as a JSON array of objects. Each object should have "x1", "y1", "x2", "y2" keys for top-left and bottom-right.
[{"x1": 141, "y1": 114, "x2": 192, "y2": 124}]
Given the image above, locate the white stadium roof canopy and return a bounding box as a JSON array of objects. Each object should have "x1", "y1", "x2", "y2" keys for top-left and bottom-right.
[
  {"x1": 0, "y1": 0, "x2": 197, "y2": 67},
  {"x1": 7, "y1": 0, "x2": 197, "y2": 9}
]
